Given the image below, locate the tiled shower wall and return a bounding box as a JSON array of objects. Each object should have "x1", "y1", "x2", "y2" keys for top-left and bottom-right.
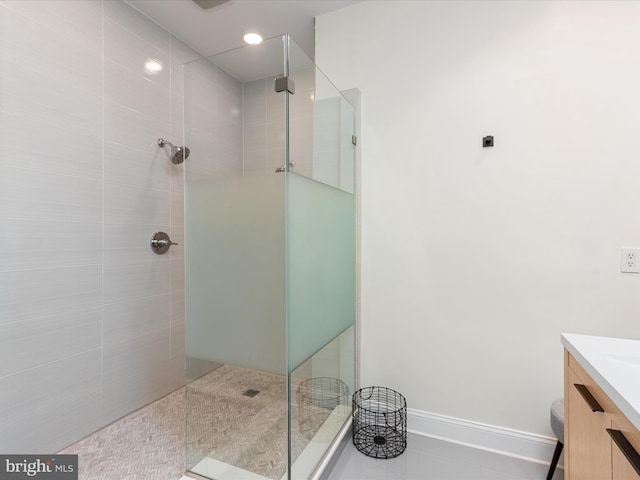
[
  {"x1": 241, "y1": 70, "x2": 313, "y2": 177},
  {"x1": 183, "y1": 57, "x2": 243, "y2": 182},
  {"x1": 0, "y1": 0, "x2": 203, "y2": 453}
]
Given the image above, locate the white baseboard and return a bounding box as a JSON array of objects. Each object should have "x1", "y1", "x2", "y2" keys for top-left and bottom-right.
[{"x1": 407, "y1": 408, "x2": 562, "y2": 467}]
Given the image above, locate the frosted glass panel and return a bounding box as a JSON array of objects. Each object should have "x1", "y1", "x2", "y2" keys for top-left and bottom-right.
[
  {"x1": 183, "y1": 36, "x2": 356, "y2": 480},
  {"x1": 184, "y1": 41, "x2": 289, "y2": 480},
  {"x1": 286, "y1": 172, "x2": 356, "y2": 370},
  {"x1": 185, "y1": 175, "x2": 285, "y2": 374}
]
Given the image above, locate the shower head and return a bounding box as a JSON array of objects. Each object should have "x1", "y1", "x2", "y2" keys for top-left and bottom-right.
[
  {"x1": 158, "y1": 138, "x2": 190, "y2": 165},
  {"x1": 170, "y1": 145, "x2": 190, "y2": 165}
]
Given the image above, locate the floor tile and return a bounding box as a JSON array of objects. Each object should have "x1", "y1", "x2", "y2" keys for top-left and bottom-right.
[{"x1": 326, "y1": 433, "x2": 564, "y2": 480}]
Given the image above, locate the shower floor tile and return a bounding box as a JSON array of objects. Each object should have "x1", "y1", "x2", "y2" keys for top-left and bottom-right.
[
  {"x1": 59, "y1": 387, "x2": 186, "y2": 480},
  {"x1": 58, "y1": 364, "x2": 331, "y2": 480}
]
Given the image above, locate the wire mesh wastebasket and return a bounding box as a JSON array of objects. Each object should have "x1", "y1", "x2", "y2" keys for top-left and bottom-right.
[
  {"x1": 297, "y1": 377, "x2": 350, "y2": 439},
  {"x1": 352, "y1": 386, "x2": 407, "y2": 458}
]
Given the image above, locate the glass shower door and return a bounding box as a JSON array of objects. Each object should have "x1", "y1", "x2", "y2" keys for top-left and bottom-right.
[
  {"x1": 182, "y1": 34, "x2": 357, "y2": 480},
  {"x1": 285, "y1": 37, "x2": 357, "y2": 479},
  {"x1": 183, "y1": 37, "x2": 289, "y2": 480}
]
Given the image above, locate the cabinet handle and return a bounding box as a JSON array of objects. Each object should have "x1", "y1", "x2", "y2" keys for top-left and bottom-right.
[
  {"x1": 607, "y1": 428, "x2": 640, "y2": 476},
  {"x1": 573, "y1": 384, "x2": 604, "y2": 412}
]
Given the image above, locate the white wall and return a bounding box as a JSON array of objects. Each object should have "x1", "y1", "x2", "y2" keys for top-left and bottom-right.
[
  {"x1": 0, "y1": 0, "x2": 197, "y2": 453},
  {"x1": 316, "y1": 0, "x2": 640, "y2": 436}
]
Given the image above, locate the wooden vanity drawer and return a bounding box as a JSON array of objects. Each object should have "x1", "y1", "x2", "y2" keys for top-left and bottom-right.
[
  {"x1": 566, "y1": 351, "x2": 640, "y2": 479},
  {"x1": 568, "y1": 352, "x2": 617, "y2": 414}
]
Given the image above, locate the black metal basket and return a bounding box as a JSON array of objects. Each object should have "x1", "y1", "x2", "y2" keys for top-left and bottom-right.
[
  {"x1": 352, "y1": 386, "x2": 407, "y2": 458},
  {"x1": 297, "y1": 377, "x2": 350, "y2": 439}
]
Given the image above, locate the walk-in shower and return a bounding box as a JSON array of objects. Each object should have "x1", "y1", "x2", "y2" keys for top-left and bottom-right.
[
  {"x1": 183, "y1": 35, "x2": 357, "y2": 480},
  {"x1": 0, "y1": 1, "x2": 354, "y2": 477}
]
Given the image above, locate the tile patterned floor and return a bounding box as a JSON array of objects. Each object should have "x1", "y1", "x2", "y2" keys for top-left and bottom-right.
[
  {"x1": 59, "y1": 388, "x2": 186, "y2": 480},
  {"x1": 59, "y1": 365, "x2": 332, "y2": 480},
  {"x1": 58, "y1": 365, "x2": 563, "y2": 480}
]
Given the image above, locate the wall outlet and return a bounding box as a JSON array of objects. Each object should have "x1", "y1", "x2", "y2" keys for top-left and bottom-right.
[{"x1": 621, "y1": 248, "x2": 640, "y2": 273}]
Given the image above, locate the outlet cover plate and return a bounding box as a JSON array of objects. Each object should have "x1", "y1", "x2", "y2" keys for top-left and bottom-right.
[{"x1": 621, "y1": 248, "x2": 640, "y2": 273}]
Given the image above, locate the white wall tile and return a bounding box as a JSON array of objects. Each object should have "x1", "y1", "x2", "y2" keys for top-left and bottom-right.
[
  {"x1": 266, "y1": 96, "x2": 286, "y2": 124},
  {"x1": 170, "y1": 146, "x2": 185, "y2": 194},
  {"x1": 0, "y1": 265, "x2": 102, "y2": 325},
  {"x1": 171, "y1": 59, "x2": 185, "y2": 102},
  {"x1": 103, "y1": 0, "x2": 170, "y2": 55},
  {"x1": 171, "y1": 191, "x2": 184, "y2": 226},
  {"x1": 242, "y1": 97, "x2": 267, "y2": 127},
  {"x1": 169, "y1": 226, "x2": 184, "y2": 259},
  {"x1": 0, "y1": 111, "x2": 103, "y2": 180},
  {"x1": 0, "y1": 165, "x2": 102, "y2": 222},
  {"x1": 101, "y1": 357, "x2": 171, "y2": 425},
  {"x1": 104, "y1": 100, "x2": 170, "y2": 152},
  {"x1": 0, "y1": 0, "x2": 193, "y2": 452},
  {"x1": 217, "y1": 145, "x2": 243, "y2": 171},
  {"x1": 169, "y1": 287, "x2": 185, "y2": 388},
  {"x1": 105, "y1": 140, "x2": 172, "y2": 191},
  {"x1": 183, "y1": 131, "x2": 217, "y2": 170},
  {"x1": 267, "y1": 121, "x2": 286, "y2": 150},
  {"x1": 183, "y1": 60, "x2": 218, "y2": 101},
  {"x1": 167, "y1": 355, "x2": 185, "y2": 392},
  {"x1": 171, "y1": 258, "x2": 185, "y2": 293},
  {"x1": 171, "y1": 290, "x2": 185, "y2": 328},
  {"x1": 1, "y1": 0, "x2": 102, "y2": 44},
  {"x1": 0, "y1": 349, "x2": 102, "y2": 454},
  {"x1": 103, "y1": 223, "x2": 170, "y2": 265},
  {"x1": 104, "y1": 181, "x2": 171, "y2": 225},
  {"x1": 102, "y1": 327, "x2": 170, "y2": 393},
  {"x1": 170, "y1": 37, "x2": 201, "y2": 66},
  {"x1": 244, "y1": 124, "x2": 267, "y2": 150},
  {"x1": 0, "y1": 307, "x2": 101, "y2": 378},
  {"x1": 0, "y1": 219, "x2": 101, "y2": 270},
  {"x1": 104, "y1": 294, "x2": 171, "y2": 347},
  {"x1": 104, "y1": 15, "x2": 171, "y2": 90},
  {"x1": 170, "y1": 328, "x2": 185, "y2": 361},
  {"x1": 0, "y1": 60, "x2": 103, "y2": 138},
  {"x1": 105, "y1": 58, "x2": 171, "y2": 122},
  {"x1": 218, "y1": 92, "x2": 243, "y2": 126},
  {"x1": 103, "y1": 259, "x2": 171, "y2": 305},
  {"x1": 218, "y1": 121, "x2": 243, "y2": 151},
  {"x1": 218, "y1": 67, "x2": 243, "y2": 100},
  {"x1": 289, "y1": 123, "x2": 312, "y2": 160},
  {"x1": 243, "y1": 148, "x2": 268, "y2": 175},
  {"x1": 243, "y1": 77, "x2": 267, "y2": 101},
  {"x1": 185, "y1": 163, "x2": 241, "y2": 182},
  {"x1": 0, "y1": 3, "x2": 101, "y2": 90},
  {"x1": 170, "y1": 92, "x2": 185, "y2": 141},
  {"x1": 184, "y1": 101, "x2": 217, "y2": 138}
]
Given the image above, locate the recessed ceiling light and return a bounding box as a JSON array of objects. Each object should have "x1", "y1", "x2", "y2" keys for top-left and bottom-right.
[{"x1": 243, "y1": 32, "x2": 263, "y2": 45}]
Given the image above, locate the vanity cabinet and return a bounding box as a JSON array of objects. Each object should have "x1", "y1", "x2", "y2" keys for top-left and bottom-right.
[
  {"x1": 565, "y1": 351, "x2": 640, "y2": 479},
  {"x1": 612, "y1": 420, "x2": 640, "y2": 480}
]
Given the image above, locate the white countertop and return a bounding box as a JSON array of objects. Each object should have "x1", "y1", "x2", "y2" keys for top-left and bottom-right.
[{"x1": 561, "y1": 333, "x2": 640, "y2": 432}]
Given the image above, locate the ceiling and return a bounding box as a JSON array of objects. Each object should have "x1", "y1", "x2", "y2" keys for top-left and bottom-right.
[{"x1": 126, "y1": 0, "x2": 360, "y2": 60}]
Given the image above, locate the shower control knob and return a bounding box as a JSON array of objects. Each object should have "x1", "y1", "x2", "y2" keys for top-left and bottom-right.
[{"x1": 150, "y1": 232, "x2": 178, "y2": 255}]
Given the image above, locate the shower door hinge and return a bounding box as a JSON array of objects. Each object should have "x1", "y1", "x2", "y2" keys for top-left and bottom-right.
[
  {"x1": 275, "y1": 76, "x2": 295, "y2": 94},
  {"x1": 352, "y1": 135, "x2": 358, "y2": 146}
]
